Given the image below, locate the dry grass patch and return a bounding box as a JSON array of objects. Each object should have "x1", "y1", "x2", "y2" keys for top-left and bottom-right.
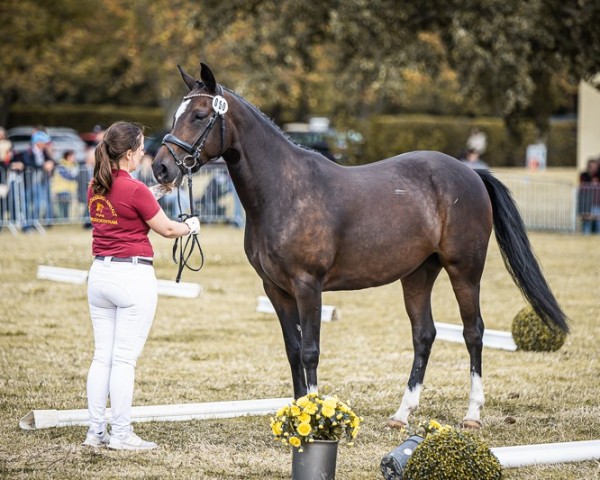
[{"x1": 0, "y1": 225, "x2": 599, "y2": 479}]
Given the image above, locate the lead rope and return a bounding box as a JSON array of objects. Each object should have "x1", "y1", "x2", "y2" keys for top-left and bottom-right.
[{"x1": 173, "y1": 166, "x2": 204, "y2": 283}]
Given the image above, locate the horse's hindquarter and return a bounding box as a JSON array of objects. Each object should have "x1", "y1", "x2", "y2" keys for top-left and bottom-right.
[{"x1": 322, "y1": 153, "x2": 473, "y2": 290}]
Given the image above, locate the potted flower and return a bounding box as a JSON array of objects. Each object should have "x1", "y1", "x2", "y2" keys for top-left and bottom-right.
[{"x1": 271, "y1": 393, "x2": 362, "y2": 480}]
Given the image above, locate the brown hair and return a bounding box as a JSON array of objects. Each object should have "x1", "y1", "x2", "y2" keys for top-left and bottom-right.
[{"x1": 91, "y1": 121, "x2": 143, "y2": 195}]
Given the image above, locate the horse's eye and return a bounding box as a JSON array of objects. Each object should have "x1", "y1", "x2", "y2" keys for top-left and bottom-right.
[{"x1": 194, "y1": 111, "x2": 208, "y2": 121}]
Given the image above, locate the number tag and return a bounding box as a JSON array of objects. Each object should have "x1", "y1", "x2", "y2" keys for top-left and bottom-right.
[{"x1": 212, "y1": 95, "x2": 228, "y2": 115}]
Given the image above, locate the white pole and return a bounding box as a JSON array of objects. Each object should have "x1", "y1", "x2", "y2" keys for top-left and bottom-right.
[
  {"x1": 435, "y1": 322, "x2": 517, "y2": 351},
  {"x1": 36, "y1": 265, "x2": 88, "y2": 284},
  {"x1": 20, "y1": 397, "x2": 293, "y2": 430},
  {"x1": 36, "y1": 265, "x2": 202, "y2": 298},
  {"x1": 256, "y1": 296, "x2": 340, "y2": 322},
  {"x1": 491, "y1": 440, "x2": 600, "y2": 468}
]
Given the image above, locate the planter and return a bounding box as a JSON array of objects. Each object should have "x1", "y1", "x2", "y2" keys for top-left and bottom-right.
[
  {"x1": 292, "y1": 439, "x2": 339, "y2": 480},
  {"x1": 380, "y1": 435, "x2": 425, "y2": 479}
]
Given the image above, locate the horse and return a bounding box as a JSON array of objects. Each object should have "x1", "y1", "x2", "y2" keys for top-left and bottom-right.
[{"x1": 152, "y1": 63, "x2": 568, "y2": 428}]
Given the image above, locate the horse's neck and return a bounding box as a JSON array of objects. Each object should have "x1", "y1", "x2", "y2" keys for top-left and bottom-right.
[{"x1": 223, "y1": 102, "x2": 299, "y2": 219}]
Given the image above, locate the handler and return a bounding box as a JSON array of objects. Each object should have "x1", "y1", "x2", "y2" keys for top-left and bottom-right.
[{"x1": 83, "y1": 121, "x2": 199, "y2": 450}]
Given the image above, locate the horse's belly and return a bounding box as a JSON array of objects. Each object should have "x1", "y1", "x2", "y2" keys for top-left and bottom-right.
[{"x1": 322, "y1": 248, "x2": 431, "y2": 291}]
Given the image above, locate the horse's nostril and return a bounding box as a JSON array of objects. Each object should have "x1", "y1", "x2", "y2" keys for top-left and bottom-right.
[{"x1": 153, "y1": 162, "x2": 168, "y2": 183}]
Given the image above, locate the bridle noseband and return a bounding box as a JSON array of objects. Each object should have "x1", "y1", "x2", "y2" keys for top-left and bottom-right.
[{"x1": 162, "y1": 86, "x2": 228, "y2": 175}]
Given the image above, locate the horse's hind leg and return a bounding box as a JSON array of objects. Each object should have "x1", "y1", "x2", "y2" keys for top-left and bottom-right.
[
  {"x1": 445, "y1": 257, "x2": 486, "y2": 428},
  {"x1": 389, "y1": 255, "x2": 442, "y2": 428}
]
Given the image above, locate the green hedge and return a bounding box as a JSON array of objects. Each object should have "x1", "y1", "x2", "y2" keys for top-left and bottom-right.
[
  {"x1": 7, "y1": 104, "x2": 166, "y2": 135},
  {"x1": 354, "y1": 115, "x2": 576, "y2": 167},
  {"x1": 8, "y1": 106, "x2": 576, "y2": 168}
]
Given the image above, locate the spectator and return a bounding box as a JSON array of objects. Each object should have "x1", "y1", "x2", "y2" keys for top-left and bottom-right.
[
  {"x1": 53, "y1": 150, "x2": 79, "y2": 220},
  {"x1": 460, "y1": 148, "x2": 489, "y2": 170},
  {"x1": 578, "y1": 157, "x2": 600, "y2": 234},
  {"x1": 9, "y1": 129, "x2": 55, "y2": 232},
  {"x1": 0, "y1": 128, "x2": 12, "y2": 222},
  {"x1": 0, "y1": 127, "x2": 11, "y2": 166},
  {"x1": 466, "y1": 127, "x2": 487, "y2": 156}
]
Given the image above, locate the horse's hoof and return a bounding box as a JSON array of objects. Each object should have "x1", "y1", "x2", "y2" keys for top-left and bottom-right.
[
  {"x1": 461, "y1": 420, "x2": 482, "y2": 429},
  {"x1": 386, "y1": 419, "x2": 406, "y2": 430}
]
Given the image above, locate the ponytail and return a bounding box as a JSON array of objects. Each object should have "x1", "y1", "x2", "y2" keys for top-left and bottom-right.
[
  {"x1": 90, "y1": 121, "x2": 143, "y2": 195},
  {"x1": 92, "y1": 141, "x2": 114, "y2": 195}
]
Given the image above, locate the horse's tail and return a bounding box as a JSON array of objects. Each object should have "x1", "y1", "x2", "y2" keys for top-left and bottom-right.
[{"x1": 476, "y1": 169, "x2": 569, "y2": 333}]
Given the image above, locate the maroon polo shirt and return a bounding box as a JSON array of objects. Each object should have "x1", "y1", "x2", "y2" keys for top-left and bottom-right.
[{"x1": 88, "y1": 170, "x2": 161, "y2": 258}]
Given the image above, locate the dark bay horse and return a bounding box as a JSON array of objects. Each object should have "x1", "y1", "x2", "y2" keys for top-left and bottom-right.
[{"x1": 153, "y1": 63, "x2": 568, "y2": 428}]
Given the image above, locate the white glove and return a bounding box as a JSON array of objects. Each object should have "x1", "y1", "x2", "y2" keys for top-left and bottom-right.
[{"x1": 184, "y1": 216, "x2": 200, "y2": 235}]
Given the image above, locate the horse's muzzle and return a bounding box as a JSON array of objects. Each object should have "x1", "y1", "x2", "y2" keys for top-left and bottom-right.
[{"x1": 152, "y1": 150, "x2": 181, "y2": 186}]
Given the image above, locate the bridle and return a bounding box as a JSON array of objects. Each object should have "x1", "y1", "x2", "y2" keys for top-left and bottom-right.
[
  {"x1": 160, "y1": 86, "x2": 229, "y2": 283},
  {"x1": 161, "y1": 85, "x2": 228, "y2": 176}
]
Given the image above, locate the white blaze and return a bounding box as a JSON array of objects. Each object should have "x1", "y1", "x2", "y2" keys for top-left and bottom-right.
[{"x1": 174, "y1": 99, "x2": 191, "y2": 123}]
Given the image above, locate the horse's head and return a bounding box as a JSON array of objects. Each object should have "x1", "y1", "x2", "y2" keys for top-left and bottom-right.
[{"x1": 153, "y1": 63, "x2": 231, "y2": 186}]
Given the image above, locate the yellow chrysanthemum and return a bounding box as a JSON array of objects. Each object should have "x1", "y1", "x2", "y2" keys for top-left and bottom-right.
[
  {"x1": 289, "y1": 436, "x2": 301, "y2": 447},
  {"x1": 297, "y1": 422, "x2": 312, "y2": 436},
  {"x1": 290, "y1": 405, "x2": 301, "y2": 417},
  {"x1": 321, "y1": 405, "x2": 336, "y2": 418},
  {"x1": 303, "y1": 402, "x2": 318, "y2": 415},
  {"x1": 429, "y1": 420, "x2": 442, "y2": 430},
  {"x1": 271, "y1": 421, "x2": 283, "y2": 436},
  {"x1": 296, "y1": 396, "x2": 310, "y2": 408},
  {"x1": 276, "y1": 407, "x2": 286, "y2": 417},
  {"x1": 298, "y1": 412, "x2": 311, "y2": 424},
  {"x1": 323, "y1": 398, "x2": 338, "y2": 409}
]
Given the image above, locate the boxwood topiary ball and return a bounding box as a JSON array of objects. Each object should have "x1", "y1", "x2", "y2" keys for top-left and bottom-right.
[
  {"x1": 511, "y1": 306, "x2": 567, "y2": 352},
  {"x1": 403, "y1": 429, "x2": 502, "y2": 480}
]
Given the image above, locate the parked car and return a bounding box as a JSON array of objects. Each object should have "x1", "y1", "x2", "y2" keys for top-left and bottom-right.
[
  {"x1": 285, "y1": 130, "x2": 337, "y2": 162},
  {"x1": 8, "y1": 126, "x2": 88, "y2": 163},
  {"x1": 79, "y1": 126, "x2": 105, "y2": 148}
]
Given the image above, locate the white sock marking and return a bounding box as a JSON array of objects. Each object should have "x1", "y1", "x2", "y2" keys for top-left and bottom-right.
[
  {"x1": 464, "y1": 372, "x2": 485, "y2": 423},
  {"x1": 391, "y1": 384, "x2": 422, "y2": 425}
]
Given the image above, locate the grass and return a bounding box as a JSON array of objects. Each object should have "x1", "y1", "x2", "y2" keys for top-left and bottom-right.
[{"x1": 0, "y1": 224, "x2": 599, "y2": 479}]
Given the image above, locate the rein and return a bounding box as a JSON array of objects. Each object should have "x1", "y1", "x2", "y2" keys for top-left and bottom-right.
[
  {"x1": 172, "y1": 173, "x2": 204, "y2": 283},
  {"x1": 162, "y1": 88, "x2": 229, "y2": 283}
]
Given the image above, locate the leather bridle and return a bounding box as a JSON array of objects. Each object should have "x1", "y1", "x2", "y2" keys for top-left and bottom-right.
[{"x1": 161, "y1": 86, "x2": 228, "y2": 176}]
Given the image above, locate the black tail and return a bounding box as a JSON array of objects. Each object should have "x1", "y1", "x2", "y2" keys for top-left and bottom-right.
[{"x1": 476, "y1": 169, "x2": 569, "y2": 333}]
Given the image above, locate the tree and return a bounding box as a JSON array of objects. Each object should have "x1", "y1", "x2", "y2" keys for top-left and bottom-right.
[{"x1": 2, "y1": 0, "x2": 598, "y2": 138}]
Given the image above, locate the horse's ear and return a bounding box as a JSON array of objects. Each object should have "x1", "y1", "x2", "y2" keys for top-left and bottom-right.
[
  {"x1": 178, "y1": 65, "x2": 197, "y2": 91},
  {"x1": 200, "y1": 62, "x2": 217, "y2": 93}
]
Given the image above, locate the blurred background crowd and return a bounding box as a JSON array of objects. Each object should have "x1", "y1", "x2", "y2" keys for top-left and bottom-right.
[{"x1": 0, "y1": 0, "x2": 599, "y2": 232}]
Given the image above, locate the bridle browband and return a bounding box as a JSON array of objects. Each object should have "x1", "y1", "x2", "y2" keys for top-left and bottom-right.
[{"x1": 161, "y1": 85, "x2": 228, "y2": 175}]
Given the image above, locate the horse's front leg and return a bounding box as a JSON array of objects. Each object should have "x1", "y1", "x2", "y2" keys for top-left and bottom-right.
[
  {"x1": 292, "y1": 278, "x2": 323, "y2": 394},
  {"x1": 264, "y1": 282, "x2": 306, "y2": 398}
]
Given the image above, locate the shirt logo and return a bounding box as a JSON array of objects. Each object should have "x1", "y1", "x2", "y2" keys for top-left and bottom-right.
[{"x1": 89, "y1": 195, "x2": 118, "y2": 225}]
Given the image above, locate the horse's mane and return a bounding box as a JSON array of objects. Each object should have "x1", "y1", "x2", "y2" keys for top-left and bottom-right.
[{"x1": 223, "y1": 86, "x2": 326, "y2": 157}]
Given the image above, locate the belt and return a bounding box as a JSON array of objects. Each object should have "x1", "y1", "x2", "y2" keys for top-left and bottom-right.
[{"x1": 95, "y1": 256, "x2": 153, "y2": 266}]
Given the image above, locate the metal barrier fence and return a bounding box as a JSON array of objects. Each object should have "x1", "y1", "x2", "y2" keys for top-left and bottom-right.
[
  {"x1": 1, "y1": 166, "x2": 597, "y2": 234},
  {"x1": 494, "y1": 173, "x2": 578, "y2": 233},
  {"x1": 0, "y1": 163, "x2": 244, "y2": 234}
]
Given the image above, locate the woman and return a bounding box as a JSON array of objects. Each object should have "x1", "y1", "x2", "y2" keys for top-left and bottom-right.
[
  {"x1": 83, "y1": 121, "x2": 199, "y2": 450},
  {"x1": 53, "y1": 149, "x2": 79, "y2": 219}
]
